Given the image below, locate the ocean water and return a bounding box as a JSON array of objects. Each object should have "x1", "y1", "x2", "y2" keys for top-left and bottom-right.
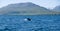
[{"x1": 0, "y1": 15, "x2": 60, "y2": 31}]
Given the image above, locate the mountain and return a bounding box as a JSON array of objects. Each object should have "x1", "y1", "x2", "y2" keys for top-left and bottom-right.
[
  {"x1": 0, "y1": 2, "x2": 60, "y2": 15},
  {"x1": 53, "y1": 5, "x2": 60, "y2": 12}
]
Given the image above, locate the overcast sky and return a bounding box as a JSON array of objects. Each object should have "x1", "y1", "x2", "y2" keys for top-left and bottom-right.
[{"x1": 0, "y1": 0, "x2": 60, "y2": 9}]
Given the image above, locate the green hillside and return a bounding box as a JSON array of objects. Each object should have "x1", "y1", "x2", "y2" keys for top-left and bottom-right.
[{"x1": 0, "y1": 2, "x2": 60, "y2": 15}]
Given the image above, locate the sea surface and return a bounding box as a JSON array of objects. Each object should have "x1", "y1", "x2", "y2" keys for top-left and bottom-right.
[{"x1": 0, "y1": 15, "x2": 60, "y2": 31}]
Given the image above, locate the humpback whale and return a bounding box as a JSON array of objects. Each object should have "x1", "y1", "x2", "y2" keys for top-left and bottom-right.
[{"x1": 24, "y1": 18, "x2": 31, "y2": 21}]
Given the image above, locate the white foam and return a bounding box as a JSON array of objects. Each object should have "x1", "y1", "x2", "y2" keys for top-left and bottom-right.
[{"x1": 24, "y1": 18, "x2": 28, "y2": 21}]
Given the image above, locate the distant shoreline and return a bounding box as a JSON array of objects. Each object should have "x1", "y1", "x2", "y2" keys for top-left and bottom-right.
[{"x1": 0, "y1": 14, "x2": 60, "y2": 16}]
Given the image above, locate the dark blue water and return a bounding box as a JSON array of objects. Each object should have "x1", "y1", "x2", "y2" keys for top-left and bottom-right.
[{"x1": 0, "y1": 15, "x2": 60, "y2": 31}]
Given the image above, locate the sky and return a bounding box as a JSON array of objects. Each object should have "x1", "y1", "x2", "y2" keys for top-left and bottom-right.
[{"x1": 0, "y1": 0, "x2": 60, "y2": 9}]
